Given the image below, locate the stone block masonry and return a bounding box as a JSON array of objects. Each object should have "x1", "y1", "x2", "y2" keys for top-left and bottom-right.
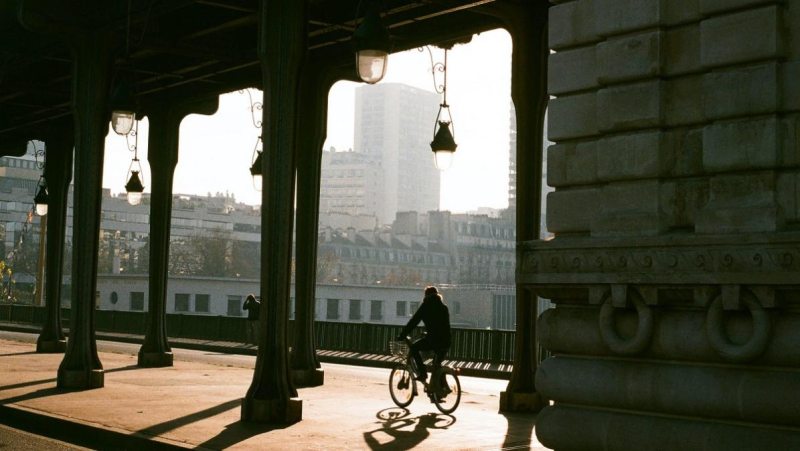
[
  {"x1": 534, "y1": 0, "x2": 800, "y2": 449},
  {"x1": 545, "y1": 0, "x2": 799, "y2": 237}
]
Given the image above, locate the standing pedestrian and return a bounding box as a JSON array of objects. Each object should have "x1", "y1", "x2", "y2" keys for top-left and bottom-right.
[{"x1": 243, "y1": 294, "x2": 260, "y2": 345}]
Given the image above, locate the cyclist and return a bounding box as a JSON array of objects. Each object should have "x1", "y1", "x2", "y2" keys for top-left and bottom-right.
[{"x1": 396, "y1": 286, "x2": 451, "y2": 395}]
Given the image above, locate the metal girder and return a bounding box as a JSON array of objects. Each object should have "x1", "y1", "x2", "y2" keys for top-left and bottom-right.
[{"x1": 1, "y1": 0, "x2": 506, "y2": 138}]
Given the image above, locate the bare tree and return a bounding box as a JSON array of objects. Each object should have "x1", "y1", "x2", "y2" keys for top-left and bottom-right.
[{"x1": 316, "y1": 250, "x2": 339, "y2": 283}]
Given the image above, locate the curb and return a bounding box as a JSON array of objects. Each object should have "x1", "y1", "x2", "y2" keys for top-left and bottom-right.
[{"x1": 0, "y1": 404, "x2": 203, "y2": 451}]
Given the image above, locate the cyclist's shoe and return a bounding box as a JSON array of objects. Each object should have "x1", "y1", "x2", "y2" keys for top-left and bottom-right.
[
  {"x1": 431, "y1": 384, "x2": 448, "y2": 398},
  {"x1": 438, "y1": 378, "x2": 452, "y2": 395},
  {"x1": 398, "y1": 376, "x2": 409, "y2": 390}
]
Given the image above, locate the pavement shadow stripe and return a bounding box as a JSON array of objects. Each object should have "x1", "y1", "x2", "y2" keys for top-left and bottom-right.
[{"x1": 0, "y1": 404, "x2": 205, "y2": 451}]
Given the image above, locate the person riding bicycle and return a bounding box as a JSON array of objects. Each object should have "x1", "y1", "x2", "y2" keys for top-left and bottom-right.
[{"x1": 396, "y1": 286, "x2": 451, "y2": 395}]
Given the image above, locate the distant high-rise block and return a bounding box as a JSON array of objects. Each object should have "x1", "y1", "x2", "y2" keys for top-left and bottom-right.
[{"x1": 354, "y1": 83, "x2": 441, "y2": 225}]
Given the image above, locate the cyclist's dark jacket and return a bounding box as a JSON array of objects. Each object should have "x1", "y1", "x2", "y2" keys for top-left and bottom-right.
[{"x1": 400, "y1": 293, "x2": 451, "y2": 348}]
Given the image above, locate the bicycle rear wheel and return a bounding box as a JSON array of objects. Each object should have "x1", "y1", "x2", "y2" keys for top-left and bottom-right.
[
  {"x1": 389, "y1": 364, "x2": 416, "y2": 408},
  {"x1": 433, "y1": 367, "x2": 461, "y2": 414}
]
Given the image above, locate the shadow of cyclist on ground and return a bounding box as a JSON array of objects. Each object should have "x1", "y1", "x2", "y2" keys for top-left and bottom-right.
[{"x1": 363, "y1": 408, "x2": 456, "y2": 450}]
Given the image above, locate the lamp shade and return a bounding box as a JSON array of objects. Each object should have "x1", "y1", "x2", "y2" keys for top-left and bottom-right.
[
  {"x1": 125, "y1": 170, "x2": 145, "y2": 206},
  {"x1": 430, "y1": 121, "x2": 457, "y2": 171},
  {"x1": 109, "y1": 80, "x2": 138, "y2": 135},
  {"x1": 352, "y1": 6, "x2": 392, "y2": 84},
  {"x1": 250, "y1": 150, "x2": 264, "y2": 190},
  {"x1": 33, "y1": 185, "x2": 49, "y2": 216}
]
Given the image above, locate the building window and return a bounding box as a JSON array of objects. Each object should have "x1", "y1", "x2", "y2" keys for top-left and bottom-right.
[
  {"x1": 349, "y1": 299, "x2": 362, "y2": 320},
  {"x1": 227, "y1": 295, "x2": 243, "y2": 316},
  {"x1": 453, "y1": 301, "x2": 461, "y2": 315},
  {"x1": 327, "y1": 299, "x2": 340, "y2": 320},
  {"x1": 370, "y1": 300, "x2": 383, "y2": 321},
  {"x1": 410, "y1": 301, "x2": 420, "y2": 313},
  {"x1": 290, "y1": 297, "x2": 295, "y2": 320},
  {"x1": 130, "y1": 292, "x2": 144, "y2": 311},
  {"x1": 175, "y1": 293, "x2": 190, "y2": 312},
  {"x1": 110, "y1": 291, "x2": 118, "y2": 305},
  {"x1": 195, "y1": 294, "x2": 210, "y2": 313},
  {"x1": 396, "y1": 301, "x2": 407, "y2": 317}
]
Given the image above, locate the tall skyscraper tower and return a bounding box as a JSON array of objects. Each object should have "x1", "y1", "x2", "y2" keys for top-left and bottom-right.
[{"x1": 354, "y1": 83, "x2": 441, "y2": 225}]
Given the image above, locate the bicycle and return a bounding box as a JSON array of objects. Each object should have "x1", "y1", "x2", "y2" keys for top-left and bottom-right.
[{"x1": 388, "y1": 336, "x2": 462, "y2": 414}]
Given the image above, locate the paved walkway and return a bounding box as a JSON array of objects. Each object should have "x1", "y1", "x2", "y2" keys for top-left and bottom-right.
[
  {"x1": 0, "y1": 322, "x2": 511, "y2": 379},
  {"x1": 0, "y1": 337, "x2": 545, "y2": 450}
]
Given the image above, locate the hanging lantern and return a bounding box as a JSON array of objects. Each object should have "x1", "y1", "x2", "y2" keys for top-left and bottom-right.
[
  {"x1": 124, "y1": 120, "x2": 145, "y2": 205},
  {"x1": 431, "y1": 121, "x2": 457, "y2": 171},
  {"x1": 428, "y1": 48, "x2": 457, "y2": 171},
  {"x1": 249, "y1": 136, "x2": 264, "y2": 190},
  {"x1": 33, "y1": 183, "x2": 49, "y2": 216},
  {"x1": 109, "y1": 80, "x2": 138, "y2": 135},
  {"x1": 250, "y1": 150, "x2": 264, "y2": 190},
  {"x1": 352, "y1": 2, "x2": 392, "y2": 84},
  {"x1": 125, "y1": 168, "x2": 145, "y2": 206}
]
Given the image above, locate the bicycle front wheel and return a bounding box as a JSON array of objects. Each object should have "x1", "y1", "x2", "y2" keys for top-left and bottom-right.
[
  {"x1": 389, "y1": 364, "x2": 416, "y2": 408},
  {"x1": 433, "y1": 367, "x2": 461, "y2": 414}
]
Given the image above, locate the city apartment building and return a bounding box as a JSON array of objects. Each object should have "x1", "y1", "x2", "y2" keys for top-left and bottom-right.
[{"x1": 318, "y1": 209, "x2": 516, "y2": 287}]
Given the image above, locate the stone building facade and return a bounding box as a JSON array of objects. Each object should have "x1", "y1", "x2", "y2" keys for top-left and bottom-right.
[
  {"x1": 533, "y1": 1, "x2": 800, "y2": 449},
  {"x1": 95, "y1": 274, "x2": 514, "y2": 330},
  {"x1": 318, "y1": 209, "x2": 517, "y2": 286}
]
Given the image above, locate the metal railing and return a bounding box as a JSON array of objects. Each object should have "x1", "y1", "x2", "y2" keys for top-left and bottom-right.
[{"x1": 0, "y1": 304, "x2": 543, "y2": 365}]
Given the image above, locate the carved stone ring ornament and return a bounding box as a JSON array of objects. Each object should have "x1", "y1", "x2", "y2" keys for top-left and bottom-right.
[
  {"x1": 706, "y1": 290, "x2": 771, "y2": 363},
  {"x1": 599, "y1": 290, "x2": 654, "y2": 355}
]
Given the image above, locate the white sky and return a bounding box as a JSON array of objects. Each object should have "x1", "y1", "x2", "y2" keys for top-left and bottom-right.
[{"x1": 102, "y1": 29, "x2": 513, "y2": 213}]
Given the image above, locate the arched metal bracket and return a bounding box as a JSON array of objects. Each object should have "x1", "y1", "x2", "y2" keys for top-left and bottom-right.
[
  {"x1": 239, "y1": 89, "x2": 263, "y2": 129},
  {"x1": 418, "y1": 46, "x2": 445, "y2": 95},
  {"x1": 31, "y1": 140, "x2": 46, "y2": 170}
]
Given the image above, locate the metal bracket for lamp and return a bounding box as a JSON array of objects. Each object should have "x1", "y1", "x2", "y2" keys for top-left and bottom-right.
[
  {"x1": 239, "y1": 88, "x2": 263, "y2": 129},
  {"x1": 420, "y1": 46, "x2": 458, "y2": 171}
]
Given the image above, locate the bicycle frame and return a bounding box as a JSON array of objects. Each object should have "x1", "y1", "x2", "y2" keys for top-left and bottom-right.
[{"x1": 399, "y1": 337, "x2": 445, "y2": 396}]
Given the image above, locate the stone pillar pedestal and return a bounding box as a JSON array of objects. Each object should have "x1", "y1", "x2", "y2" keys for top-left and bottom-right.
[
  {"x1": 242, "y1": 0, "x2": 308, "y2": 424},
  {"x1": 500, "y1": 391, "x2": 543, "y2": 413},
  {"x1": 17, "y1": 3, "x2": 116, "y2": 389},
  {"x1": 137, "y1": 98, "x2": 218, "y2": 368},
  {"x1": 37, "y1": 340, "x2": 67, "y2": 354},
  {"x1": 36, "y1": 127, "x2": 73, "y2": 354},
  {"x1": 57, "y1": 369, "x2": 104, "y2": 389},
  {"x1": 486, "y1": 2, "x2": 550, "y2": 414},
  {"x1": 291, "y1": 369, "x2": 324, "y2": 388},
  {"x1": 138, "y1": 351, "x2": 174, "y2": 368},
  {"x1": 241, "y1": 398, "x2": 302, "y2": 424}
]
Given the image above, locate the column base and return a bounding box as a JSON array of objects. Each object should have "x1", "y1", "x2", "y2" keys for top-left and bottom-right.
[
  {"x1": 292, "y1": 368, "x2": 324, "y2": 387},
  {"x1": 241, "y1": 397, "x2": 302, "y2": 423},
  {"x1": 138, "y1": 351, "x2": 174, "y2": 368},
  {"x1": 57, "y1": 369, "x2": 104, "y2": 389},
  {"x1": 36, "y1": 339, "x2": 66, "y2": 353},
  {"x1": 500, "y1": 391, "x2": 543, "y2": 413}
]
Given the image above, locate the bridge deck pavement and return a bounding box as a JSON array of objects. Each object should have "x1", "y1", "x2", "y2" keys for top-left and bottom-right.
[{"x1": 0, "y1": 338, "x2": 545, "y2": 450}]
